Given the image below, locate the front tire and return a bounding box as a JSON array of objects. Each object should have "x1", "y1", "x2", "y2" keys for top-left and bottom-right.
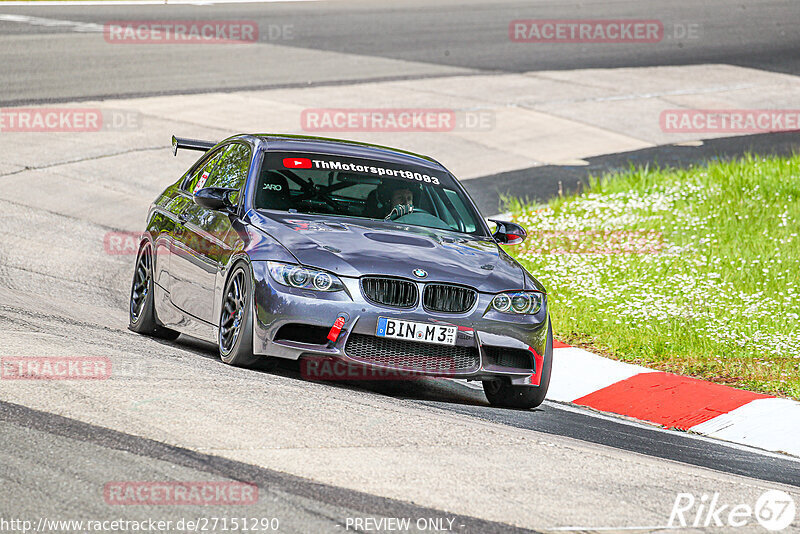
[
  {"x1": 218, "y1": 263, "x2": 258, "y2": 367},
  {"x1": 483, "y1": 321, "x2": 553, "y2": 409},
  {"x1": 128, "y1": 241, "x2": 180, "y2": 340}
]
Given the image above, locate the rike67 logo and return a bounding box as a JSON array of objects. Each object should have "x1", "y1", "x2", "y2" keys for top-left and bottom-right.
[{"x1": 669, "y1": 490, "x2": 796, "y2": 531}]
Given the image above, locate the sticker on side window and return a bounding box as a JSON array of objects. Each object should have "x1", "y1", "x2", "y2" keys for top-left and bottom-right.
[{"x1": 194, "y1": 171, "x2": 210, "y2": 193}]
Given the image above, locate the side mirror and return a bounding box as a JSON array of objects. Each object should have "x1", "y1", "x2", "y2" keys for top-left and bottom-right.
[
  {"x1": 489, "y1": 219, "x2": 527, "y2": 245},
  {"x1": 194, "y1": 187, "x2": 237, "y2": 212}
]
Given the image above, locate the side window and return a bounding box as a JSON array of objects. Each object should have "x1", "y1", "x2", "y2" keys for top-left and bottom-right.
[
  {"x1": 184, "y1": 149, "x2": 225, "y2": 194},
  {"x1": 444, "y1": 189, "x2": 477, "y2": 233},
  {"x1": 206, "y1": 143, "x2": 251, "y2": 204}
]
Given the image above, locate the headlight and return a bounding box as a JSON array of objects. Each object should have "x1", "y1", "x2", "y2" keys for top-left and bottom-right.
[
  {"x1": 491, "y1": 294, "x2": 511, "y2": 312},
  {"x1": 491, "y1": 291, "x2": 543, "y2": 315},
  {"x1": 267, "y1": 262, "x2": 344, "y2": 292}
]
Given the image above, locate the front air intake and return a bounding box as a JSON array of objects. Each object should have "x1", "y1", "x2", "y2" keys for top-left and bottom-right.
[
  {"x1": 483, "y1": 346, "x2": 534, "y2": 370},
  {"x1": 345, "y1": 334, "x2": 479, "y2": 373}
]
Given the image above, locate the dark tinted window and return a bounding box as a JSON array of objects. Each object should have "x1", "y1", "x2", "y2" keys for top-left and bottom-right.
[{"x1": 255, "y1": 152, "x2": 484, "y2": 235}]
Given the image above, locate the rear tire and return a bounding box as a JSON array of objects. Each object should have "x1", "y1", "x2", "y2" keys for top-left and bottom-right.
[
  {"x1": 218, "y1": 263, "x2": 259, "y2": 368},
  {"x1": 483, "y1": 321, "x2": 553, "y2": 409},
  {"x1": 128, "y1": 241, "x2": 180, "y2": 340}
]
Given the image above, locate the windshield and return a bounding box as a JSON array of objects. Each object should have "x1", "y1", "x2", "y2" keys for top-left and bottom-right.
[{"x1": 254, "y1": 151, "x2": 485, "y2": 235}]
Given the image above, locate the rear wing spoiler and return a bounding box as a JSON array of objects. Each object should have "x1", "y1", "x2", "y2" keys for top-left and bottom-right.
[{"x1": 172, "y1": 135, "x2": 216, "y2": 156}]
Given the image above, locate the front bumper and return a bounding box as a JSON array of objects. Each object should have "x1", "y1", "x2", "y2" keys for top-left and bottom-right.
[{"x1": 251, "y1": 261, "x2": 549, "y2": 386}]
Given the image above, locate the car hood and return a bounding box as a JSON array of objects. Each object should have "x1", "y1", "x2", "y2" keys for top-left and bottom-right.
[{"x1": 248, "y1": 211, "x2": 526, "y2": 292}]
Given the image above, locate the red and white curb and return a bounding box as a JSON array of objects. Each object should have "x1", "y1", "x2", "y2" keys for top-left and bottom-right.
[{"x1": 547, "y1": 342, "x2": 800, "y2": 457}]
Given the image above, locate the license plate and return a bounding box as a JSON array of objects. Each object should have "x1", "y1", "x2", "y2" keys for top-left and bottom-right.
[{"x1": 376, "y1": 317, "x2": 457, "y2": 346}]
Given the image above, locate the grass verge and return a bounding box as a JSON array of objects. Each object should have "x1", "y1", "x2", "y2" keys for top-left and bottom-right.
[{"x1": 506, "y1": 154, "x2": 800, "y2": 399}]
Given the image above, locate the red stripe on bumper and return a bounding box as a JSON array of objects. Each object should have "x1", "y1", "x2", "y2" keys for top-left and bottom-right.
[{"x1": 573, "y1": 372, "x2": 771, "y2": 430}]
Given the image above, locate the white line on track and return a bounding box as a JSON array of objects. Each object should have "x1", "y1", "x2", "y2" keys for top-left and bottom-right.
[
  {"x1": 0, "y1": 13, "x2": 103, "y2": 31},
  {"x1": 0, "y1": 8, "x2": 315, "y2": 33}
]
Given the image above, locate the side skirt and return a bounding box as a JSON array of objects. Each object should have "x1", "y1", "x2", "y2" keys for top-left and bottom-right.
[{"x1": 153, "y1": 283, "x2": 217, "y2": 343}]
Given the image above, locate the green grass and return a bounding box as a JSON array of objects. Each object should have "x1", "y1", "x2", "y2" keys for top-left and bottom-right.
[{"x1": 506, "y1": 154, "x2": 800, "y2": 399}]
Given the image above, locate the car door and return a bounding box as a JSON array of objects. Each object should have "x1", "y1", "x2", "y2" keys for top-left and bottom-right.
[
  {"x1": 168, "y1": 146, "x2": 226, "y2": 321},
  {"x1": 170, "y1": 142, "x2": 251, "y2": 324}
]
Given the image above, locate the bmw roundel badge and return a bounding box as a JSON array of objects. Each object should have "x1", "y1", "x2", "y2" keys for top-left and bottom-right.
[{"x1": 413, "y1": 268, "x2": 428, "y2": 278}]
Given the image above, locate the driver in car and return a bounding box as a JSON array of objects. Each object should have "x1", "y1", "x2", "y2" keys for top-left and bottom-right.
[{"x1": 384, "y1": 185, "x2": 415, "y2": 220}]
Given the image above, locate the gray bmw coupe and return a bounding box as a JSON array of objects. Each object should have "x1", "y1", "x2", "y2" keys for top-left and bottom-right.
[{"x1": 129, "y1": 134, "x2": 552, "y2": 408}]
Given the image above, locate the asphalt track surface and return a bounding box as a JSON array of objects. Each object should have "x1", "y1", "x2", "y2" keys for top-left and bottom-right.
[
  {"x1": 2, "y1": 0, "x2": 800, "y2": 531},
  {"x1": 0, "y1": 402, "x2": 534, "y2": 534},
  {"x1": 1, "y1": 0, "x2": 800, "y2": 104}
]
